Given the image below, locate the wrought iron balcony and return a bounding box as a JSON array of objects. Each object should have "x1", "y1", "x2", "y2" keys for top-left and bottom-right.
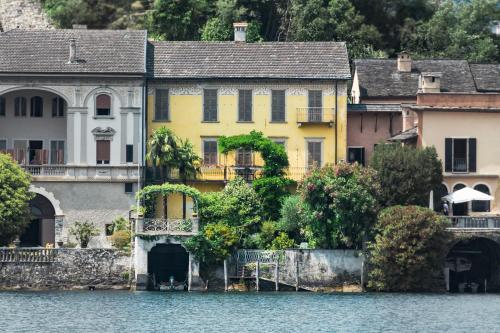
[
  {"x1": 135, "y1": 217, "x2": 199, "y2": 236},
  {"x1": 296, "y1": 107, "x2": 335, "y2": 126},
  {"x1": 448, "y1": 216, "x2": 500, "y2": 229},
  {"x1": 452, "y1": 158, "x2": 468, "y2": 173}
]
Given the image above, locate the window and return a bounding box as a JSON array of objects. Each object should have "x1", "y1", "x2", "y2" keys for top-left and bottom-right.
[
  {"x1": 15, "y1": 97, "x2": 26, "y2": 117},
  {"x1": 203, "y1": 140, "x2": 218, "y2": 165},
  {"x1": 271, "y1": 90, "x2": 285, "y2": 122},
  {"x1": 50, "y1": 141, "x2": 65, "y2": 164},
  {"x1": 96, "y1": 140, "x2": 110, "y2": 164},
  {"x1": 348, "y1": 147, "x2": 365, "y2": 166},
  {"x1": 271, "y1": 138, "x2": 286, "y2": 147},
  {"x1": 124, "y1": 183, "x2": 134, "y2": 194},
  {"x1": 96, "y1": 94, "x2": 111, "y2": 116},
  {"x1": 472, "y1": 184, "x2": 490, "y2": 212},
  {"x1": 236, "y1": 148, "x2": 253, "y2": 166},
  {"x1": 126, "y1": 145, "x2": 134, "y2": 163},
  {"x1": 238, "y1": 90, "x2": 252, "y2": 122},
  {"x1": 155, "y1": 89, "x2": 169, "y2": 121},
  {"x1": 52, "y1": 97, "x2": 66, "y2": 117},
  {"x1": 105, "y1": 224, "x2": 114, "y2": 236},
  {"x1": 445, "y1": 138, "x2": 476, "y2": 173},
  {"x1": 0, "y1": 140, "x2": 6, "y2": 151},
  {"x1": 308, "y1": 90, "x2": 322, "y2": 122},
  {"x1": 30, "y1": 96, "x2": 43, "y2": 117},
  {"x1": 307, "y1": 140, "x2": 322, "y2": 168},
  {"x1": 203, "y1": 89, "x2": 218, "y2": 122},
  {"x1": 0, "y1": 96, "x2": 5, "y2": 116}
]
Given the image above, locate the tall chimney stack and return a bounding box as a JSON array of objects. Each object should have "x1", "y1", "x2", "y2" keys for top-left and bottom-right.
[
  {"x1": 419, "y1": 72, "x2": 442, "y2": 93},
  {"x1": 69, "y1": 38, "x2": 77, "y2": 64},
  {"x1": 233, "y1": 22, "x2": 248, "y2": 42},
  {"x1": 397, "y1": 51, "x2": 412, "y2": 72}
]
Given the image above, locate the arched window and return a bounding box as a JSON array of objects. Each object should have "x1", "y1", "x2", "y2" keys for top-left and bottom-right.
[
  {"x1": 0, "y1": 96, "x2": 5, "y2": 116},
  {"x1": 52, "y1": 97, "x2": 66, "y2": 117},
  {"x1": 96, "y1": 94, "x2": 111, "y2": 116},
  {"x1": 30, "y1": 96, "x2": 43, "y2": 117},
  {"x1": 15, "y1": 97, "x2": 27, "y2": 117},
  {"x1": 472, "y1": 184, "x2": 490, "y2": 212},
  {"x1": 434, "y1": 183, "x2": 449, "y2": 213},
  {"x1": 452, "y1": 183, "x2": 467, "y2": 216}
]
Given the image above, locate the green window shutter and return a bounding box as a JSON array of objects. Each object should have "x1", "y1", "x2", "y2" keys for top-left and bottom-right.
[
  {"x1": 468, "y1": 138, "x2": 477, "y2": 172},
  {"x1": 445, "y1": 138, "x2": 452, "y2": 172}
]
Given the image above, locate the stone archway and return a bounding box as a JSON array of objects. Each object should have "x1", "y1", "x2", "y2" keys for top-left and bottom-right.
[
  {"x1": 147, "y1": 243, "x2": 189, "y2": 291},
  {"x1": 20, "y1": 194, "x2": 56, "y2": 247},
  {"x1": 446, "y1": 237, "x2": 500, "y2": 292}
]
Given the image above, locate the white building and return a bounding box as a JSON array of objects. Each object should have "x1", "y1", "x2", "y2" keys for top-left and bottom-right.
[{"x1": 0, "y1": 28, "x2": 146, "y2": 247}]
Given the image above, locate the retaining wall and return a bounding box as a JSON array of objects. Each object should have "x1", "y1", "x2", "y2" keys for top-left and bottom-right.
[{"x1": 0, "y1": 248, "x2": 131, "y2": 290}]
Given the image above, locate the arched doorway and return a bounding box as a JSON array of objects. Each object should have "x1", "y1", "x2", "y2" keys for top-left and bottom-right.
[
  {"x1": 20, "y1": 194, "x2": 55, "y2": 247},
  {"x1": 452, "y1": 183, "x2": 467, "y2": 216},
  {"x1": 434, "y1": 183, "x2": 449, "y2": 213},
  {"x1": 147, "y1": 244, "x2": 189, "y2": 290},
  {"x1": 446, "y1": 237, "x2": 500, "y2": 292}
]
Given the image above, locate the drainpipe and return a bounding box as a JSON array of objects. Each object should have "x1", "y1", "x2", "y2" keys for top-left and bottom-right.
[{"x1": 335, "y1": 81, "x2": 338, "y2": 164}]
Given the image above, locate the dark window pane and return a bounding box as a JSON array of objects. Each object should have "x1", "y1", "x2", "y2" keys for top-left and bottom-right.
[
  {"x1": 307, "y1": 141, "x2": 322, "y2": 167},
  {"x1": 124, "y1": 183, "x2": 134, "y2": 193},
  {"x1": 238, "y1": 90, "x2": 252, "y2": 122},
  {"x1": 52, "y1": 97, "x2": 66, "y2": 117},
  {"x1": 472, "y1": 184, "x2": 490, "y2": 212},
  {"x1": 308, "y1": 90, "x2": 322, "y2": 121},
  {"x1": 155, "y1": 89, "x2": 169, "y2": 120},
  {"x1": 271, "y1": 90, "x2": 285, "y2": 122},
  {"x1": 96, "y1": 94, "x2": 111, "y2": 116},
  {"x1": 452, "y1": 139, "x2": 467, "y2": 172},
  {"x1": 50, "y1": 140, "x2": 65, "y2": 164},
  {"x1": 0, "y1": 97, "x2": 5, "y2": 116},
  {"x1": 126, "y1": 144, "x2": 134, "y2": 163},
  {"x1": 348, "y1": 147, "x2": 365, "y2": 166},
  {"x1": 15, "y1": 97, "x2": 27, "y2": 117},
  {"x1": 203, "y1": 89, "x2": 218, "y2": 121},
  {"x1": 96, "y1": 140, "x2": 110, "y2": 164},
  {"x1": 236, "y1": 148, "x2": 253, "y2": 166},
  {"x1": 30, "y1": 96, "x2": 43, "y2": 117}
]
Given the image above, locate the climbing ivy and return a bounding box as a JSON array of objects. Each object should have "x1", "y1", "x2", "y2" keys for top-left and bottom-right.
[
  {"x1": 137, "y1": 183, "x2": 202, "y2": 217},
  {"x1": 218, "y1": 130, "x2": 288, "y2": 177}
]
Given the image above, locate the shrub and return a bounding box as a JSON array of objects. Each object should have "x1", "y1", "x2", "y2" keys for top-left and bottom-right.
[
  {"x1": 110, "y1": 216, "x2": 130, "y2": 233},
  {"x1": 0, "y1": 153, "x2": 33, "y2": 245},
  {"x1": 69, "y1": 221, "x2": 100, "y2": 248},
  {"x1": 299, "y1": 163, "x2": 381, "y2": 249},
  {"x1": 370, "y1": 144, "x2": 442, "y2": 207},
  {"x1": 111, "y1": 230, "x2": 131, "y2": 251},
  {"x1": 368, "y1": 206, "x2": 452, "y2": 292},
  {"x1": 253, "y1": 176, "x2": 293, "y2": 221},
  {"x1": 270, "y1": 232, "x2": 296, "y2": 250}
]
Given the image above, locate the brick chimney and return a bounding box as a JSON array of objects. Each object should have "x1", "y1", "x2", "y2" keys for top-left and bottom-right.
[
  {"x1": 419, "y1": 72, "x2": 442, "y2": 93},
  {"x1": 233, "y1": 22, "x2": 248, "y2": 42},
  {"x1": 397, "y1": 51, "x2": 412, "y2": 72}
]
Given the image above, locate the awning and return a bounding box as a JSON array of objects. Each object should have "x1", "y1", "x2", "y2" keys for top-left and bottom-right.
[{"x1": 442, "y1": 186, "x2": 494, "y2": 204}]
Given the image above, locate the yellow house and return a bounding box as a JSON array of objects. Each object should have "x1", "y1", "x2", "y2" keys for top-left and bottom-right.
[{"x1": 146, "y1": 24, "x2": 351, "y2": 218}]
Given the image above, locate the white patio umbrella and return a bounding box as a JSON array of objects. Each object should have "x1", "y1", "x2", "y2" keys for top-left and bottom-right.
[{"x1": 442, "y1": 186, "x2": 494, "y2": 204}]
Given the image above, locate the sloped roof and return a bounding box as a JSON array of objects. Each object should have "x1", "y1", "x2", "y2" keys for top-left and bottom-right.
[
  {"x1": 388, "y1": 127, "x2": 418, "y2": 142},
  {"x1": 470, "y1": 64, "x2": 500, "y2": 92},
  {"x1": 347, "y1": 104, "x2": 401, "y2": 113},
  {"x1": 354, "y1": 59, "x2": 477, "y2": 98},
  {"x1": 149, "y1": 41, "x2": 350, "y2": 80},
  {"x1": 0, "y1": 29, "x2": 147, "y2": 74}
]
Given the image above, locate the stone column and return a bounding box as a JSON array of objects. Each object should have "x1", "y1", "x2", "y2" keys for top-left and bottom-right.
[
  {"x1": 134, "y1": 237, "x2": 149, "y2": 290},
  {"x1": 66, "y1": 107, "x2": 88, "y2": 165},
  {"x1": 188, "y1": 253, "x2": 205, "y2": 291}
]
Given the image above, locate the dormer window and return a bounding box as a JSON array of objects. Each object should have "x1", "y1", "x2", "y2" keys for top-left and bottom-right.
[{"x1": 96, "y1": 94, "x2": 111, "y2": 117}]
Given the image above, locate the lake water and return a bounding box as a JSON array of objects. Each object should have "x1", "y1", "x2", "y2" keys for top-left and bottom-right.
[{"x1": 2, "y1": 291, "x2": 500, "y2": 332}]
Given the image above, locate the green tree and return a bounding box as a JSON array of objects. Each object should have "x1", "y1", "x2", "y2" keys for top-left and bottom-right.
[
  {"x1": 368, "y1": 205, "x2": 451, "y2": 291},
  {"x1": 176, "y1": 138, "x2": 202, "y2": 218},
  {"x1": 0, "y1": 154, "x2": 33, "y2": 246},
  {"x1": 201, "y1": 17, "x2": 232, "y2": 41},
  {"x1": 370, "y1": 144, "x2": 442, "y2": 208},
  {"x1": 287, "y1": 0, "x2": 383, "y2": 58},
  {"x1": 299, "y1": 163, "x2": 380, "y2": 249},
  {"x1": 401, "y1": 0, "x2": 500, "y2": 62},
  {"x1": 146, "y1": 0, "x2": 211, "y2": 40}
]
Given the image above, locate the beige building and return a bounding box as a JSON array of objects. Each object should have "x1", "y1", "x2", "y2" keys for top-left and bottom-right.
[{"x1": 405, "y1": 92, "x2": 500, "y2": 215}]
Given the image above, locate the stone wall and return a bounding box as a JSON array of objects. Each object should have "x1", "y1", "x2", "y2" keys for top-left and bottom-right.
[
  {"x1": 0, "y1": 0, "x2": 52, "y2": 31},
  {"x1": 0, "y1": 249, "x2": 131, "y2": 290}
]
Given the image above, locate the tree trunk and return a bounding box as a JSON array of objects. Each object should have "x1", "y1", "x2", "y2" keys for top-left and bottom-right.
[{"x1": 182, "y1": 177, "x2": 187, "y2": 219}]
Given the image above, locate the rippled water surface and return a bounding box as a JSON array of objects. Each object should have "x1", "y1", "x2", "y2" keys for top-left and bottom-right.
[{"x1": 2, "y1": 291, "x2": 500, "y2": 332}]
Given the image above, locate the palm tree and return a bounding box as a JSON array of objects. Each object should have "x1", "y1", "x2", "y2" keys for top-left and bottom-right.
[
  {"x1": 146, "y1": 127, "x2": 178, "y2": 218},
  {"x1": 176, "y1": 138, "x2": 202, "y2": 219}
]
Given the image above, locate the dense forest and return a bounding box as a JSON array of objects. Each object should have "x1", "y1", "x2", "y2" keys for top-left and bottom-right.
[{"x1": 41, "y1": 0, "x2": 500, "y2": 62}]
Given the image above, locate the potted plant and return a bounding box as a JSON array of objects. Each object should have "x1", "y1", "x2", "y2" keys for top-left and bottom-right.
[{"x1": 69, "y1": 221, "x2": 100, "y2": 248}]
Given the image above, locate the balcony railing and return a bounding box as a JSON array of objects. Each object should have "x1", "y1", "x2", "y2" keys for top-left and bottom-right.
[
  {"x1": 0, "y1": 248, "x2": 57, "y2": 263},
  {"x1": 448, "y1": 216, "x2": 500, "y2": 229},
  {"x1": 136, "y1": 217, "x2": 199, "y2": 235},
  {"x1": 149, "y1": 166, "x2": 312, "y2": 183},
  {"x1": 21, "y1": 165, "x2": 140, "y2": 181},
  {"x1": 452, "y1": 158, "x2": 468, "y2": 172},
  {"x1": 296, "y1": 107, "x2": 335, "y2": 126}
]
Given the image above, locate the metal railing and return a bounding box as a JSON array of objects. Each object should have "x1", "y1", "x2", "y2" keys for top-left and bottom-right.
[
  {"x1": 452, "y1": 158, "x2": 468, "y2": 172},
  {"x1": 149, "y1": 166, "x2": 313, "y2": 183},
  {"x1": 448, "y1": 216, "x2": 500, "y2": 229},
  {"x1": 235, "y1": 249, "x2": 285, "y2": 265},
  {"x1": 0, "y1": 248, "x2": 57, "y2": 263},
  {"x1": 137, "y1": 217, "x2": 199, "y2": 234},
  {"x1": 296, "y1": 107, "x2": 335, "y2": 125}
]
